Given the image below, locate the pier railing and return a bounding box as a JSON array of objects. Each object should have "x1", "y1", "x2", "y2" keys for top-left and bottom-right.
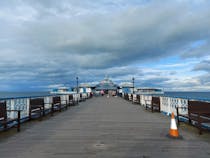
[
  {"x1": 160, "y1": 96, "x2": 188, "y2": 116},
  {"x1": 0, "y1": 93, "x2": 88, "y2": 121},
  {"x1": 125, "y1": 93, "x2": 189, "y2": 116}
]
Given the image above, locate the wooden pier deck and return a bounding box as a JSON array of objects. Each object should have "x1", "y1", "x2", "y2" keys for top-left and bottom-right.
[{"x1": 0, "y1": 96, "x2": 210, "y2": 158}]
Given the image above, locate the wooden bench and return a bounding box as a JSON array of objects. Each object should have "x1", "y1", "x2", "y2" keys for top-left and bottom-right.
[
  {"x1": 51, "y1": 96, "x2": 67, "y2": 115},
  {"x1": 80, "y1": 93, "x2": 86, "y2": 102},
  {"x1": 145, "y1": 97, "x2": 160, "y2": 113},
  {"x1": 136, "y1": 94, "x2": 140, "y2": 104},
  {"x1": 0, "y1": 101, "x2": 21, "y2": 132},
  {"x1": 176, "y1": 100, "x2": 210, "y2": 134},
  {"x1": 67, "y1": 94, "x2": 75, "y2": 106},
  {"x1": 124, "y1": 94, "x2": 129, "y2": 100},
  {"x1": 29, "y1": 98, "x2": 45, "y2": 120}
]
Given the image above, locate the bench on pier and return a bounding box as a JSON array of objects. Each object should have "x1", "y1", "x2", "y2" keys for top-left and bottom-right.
[
  {"x1": 0, "y1": 101, "x2": 21, "y2": 132},
  {"x1": 80, "y1": 93, "x2": 86, "y2": 102},
  {"x1": 124, "y1": 94, "x2": 129, "y2": 101},
  {"x1": 145, "y1": 97, "x2": 160, "y2": 113},
  {"x1": 176, "y1": 100, "x2": 210, "y2": 134},
  {"x1": 29, "y1": 98, "x2": 45, "y2": 120},
  {"x1": 137, "y1": 94, "x2": 140, "y2": 104},
  {"x1": 51, "y1": 96, "x2": 67, "y2": 115}
]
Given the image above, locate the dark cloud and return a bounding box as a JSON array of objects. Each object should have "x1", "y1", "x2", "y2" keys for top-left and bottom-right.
[
  {"x1": 17, "y1": 0, "x2": 210, "y2": 68},
  {"x1": 1, "y1": 0, "x2": 210, "y2": 91}
]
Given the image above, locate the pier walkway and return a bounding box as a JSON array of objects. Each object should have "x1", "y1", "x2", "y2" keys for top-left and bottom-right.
[{"x1": 0, "y1": 96, "x2": 210, "y2": 158}]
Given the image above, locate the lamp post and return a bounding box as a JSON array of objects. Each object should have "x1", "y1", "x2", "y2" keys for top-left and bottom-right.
[
  {"x1": 132, "y1": 77, "x2": 135, "y2": 104},
  {"x1": 76, "y1": 76, "x2": 79, "y2": 104},
  {"x1": 132, "y1": 77, "x2": 135, "y2": 94},
  {"x1": 76, "y1": 76, "x2": 79, "y2": 94}
]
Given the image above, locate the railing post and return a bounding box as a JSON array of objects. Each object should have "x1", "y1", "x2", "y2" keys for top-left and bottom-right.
[{"x1": 17, "y1": 110, "x2": 21, "y2": 132}]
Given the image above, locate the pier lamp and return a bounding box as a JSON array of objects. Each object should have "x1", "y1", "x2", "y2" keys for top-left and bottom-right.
[
  {"x1": 76, "y1": 76, "x2": 79, "y2": 94},
  {"x1": 132, "y1": 77, "x2": 135, "y2": 94},
  {"x1": 76, "y1": 76, "x2": 79, "y2": 104}
]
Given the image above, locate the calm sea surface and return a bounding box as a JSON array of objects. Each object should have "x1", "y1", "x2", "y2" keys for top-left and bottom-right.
[
  {"x1": 0, "y1": 91, "x2": 210, "y2": 101},
  {"x1": 0, "y1": 92, "x2": 50, "y2": 99},
  {"x1": 164, "y1": 92, "x2": 210, "y2": 101}
]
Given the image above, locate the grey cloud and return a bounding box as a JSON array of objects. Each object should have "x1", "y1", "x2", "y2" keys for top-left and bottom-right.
[
  {"x1": 162, "y1": 79, "x2": 202, "y2": 91},
  {"x1": 193, "y1": 60, "x2": 210, "y2": 72},
  {"x1": 75, "y1": 66, "x2": 139, "y2": 81},
  {"x1": 138, "y1": 77, "x2": 170, "y2": 88},
  {"x1": 199, "y1": 74, "x2": 210, "y2": 85},
  {"x1": 15, "y1": 0, "x2": 210, "y2": 69},
  {"x1": 1, "y1": 0, "x2": 210, "y2": 91}
]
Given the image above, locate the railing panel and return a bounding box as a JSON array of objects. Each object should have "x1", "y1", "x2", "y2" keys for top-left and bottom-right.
[
  {"x1": 177, "y1": 98, "x2": 188, "y2": 115},
  {"x1": 160, "y1": 97, "x2": 188, "y2": 116},
  {"x1": 140, "y1": 95, "x2": 152, "y2": 106},
  {"x1": 60, "y1": 95, "x2": 68, "y2": 104},
  {"x1": 82, "y1": 93, "x2": 87, "y2": 99},
  {"x1": 132, "y1": 94, "x2": 137, "y2": 102},
  {"x1": 44, "y1": 96, "x2": 52, "y2": 109},
  {"x1": 160, "y1": 97, "x2": 169, "y2": 115},
  {"x1": 128, "y1": 94, "x2": 132, "y2": 101},
  {"x1": 6, "y1": 98, "x2": 29, "y2": 119},
  {"x1": 140, "y1": 95, "x2": 144, "y2": 105},
  {"x1": 132, "y1": 94, "x2": 140, "y2": 103},
  {"x1": 73, "y1": 94, "x2": 80, "y2": 102}
]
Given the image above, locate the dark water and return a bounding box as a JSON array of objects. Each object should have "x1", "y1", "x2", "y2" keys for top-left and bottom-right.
[
  {"x1": 0, "y1": 92, "x2": 50, "y2": 99},
  {"x1": 164, "y1": 92, "x2": 210, "y2": 101}
]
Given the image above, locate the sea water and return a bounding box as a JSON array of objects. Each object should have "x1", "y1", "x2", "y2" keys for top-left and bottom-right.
[
  {"x1": 0, "y1": 91, "x2": 210, "y2": 101},
  {"x1": 0, "y1": 92, "x2": 50, "y2": 99},
  {"x1": 164, "y1": 92, "x2": 210, "y2": 101}
]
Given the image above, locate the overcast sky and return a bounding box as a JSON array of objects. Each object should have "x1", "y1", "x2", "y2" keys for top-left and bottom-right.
[{"x1": 0, "y1": 0, "x2": 210, "y2": 91}]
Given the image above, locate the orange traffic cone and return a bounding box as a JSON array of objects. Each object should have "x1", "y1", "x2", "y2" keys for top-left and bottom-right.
[{"x1": 169, "y1": 112, "x2": 179, "y2": 138}]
